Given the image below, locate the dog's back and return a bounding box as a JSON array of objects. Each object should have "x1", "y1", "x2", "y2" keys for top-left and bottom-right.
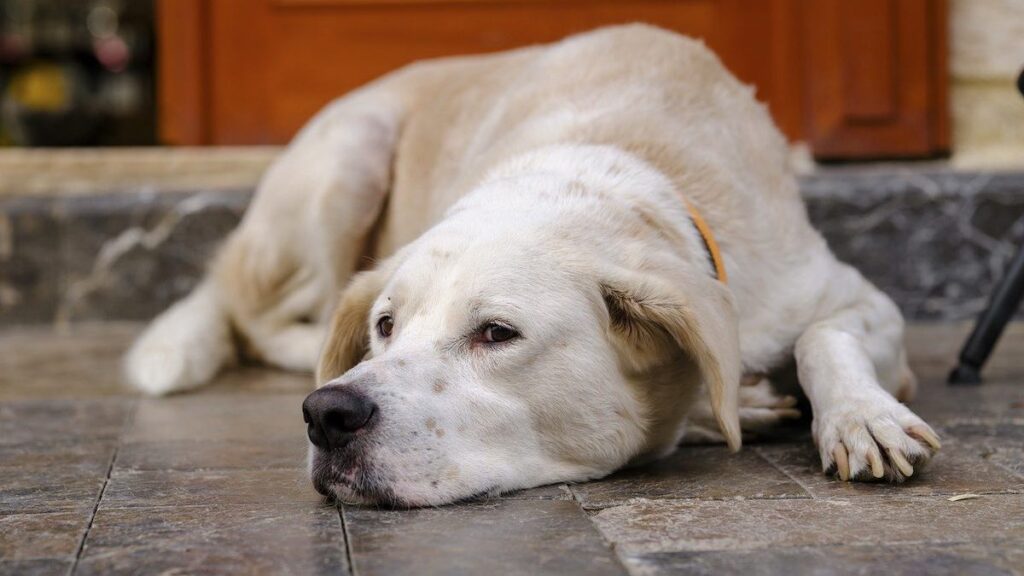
[{"x1": 377, "y1": 25, "x2": 806, "y2": 254}]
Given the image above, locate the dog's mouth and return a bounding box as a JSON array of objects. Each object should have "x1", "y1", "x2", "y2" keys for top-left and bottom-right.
[{"x1": 310, "y1": 450, "x2": 404, "y2": 507}]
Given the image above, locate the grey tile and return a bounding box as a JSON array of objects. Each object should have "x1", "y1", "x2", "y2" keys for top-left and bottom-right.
[
  {"x1": 344, "y1": 499, "x2": 626, "y2": 576},
  {"x1": 621, "y1": 542, "x2": 1024, "y2": 576},
  {"x1": 0, "y1": 468, "x2": 107, "y2": 515},
  {"x1": 905, "y1": 322, "x2": 1024, "y2": 383},
  {"x1": 76, "y1": 503, "x2": 347, "y2": 575},
  {"x1": 115, "y1": 437, "x2": 308, "y2": 472},
  {"x1": 909, "y1": 378, "x2": 1024, "y2": 425},
  {"x1": 0, "y1": 511, "x2": 87, "y2": 561},
  {"x1": 101, "y1": 469, "x2": 320, "y2": 509},
  {"x1": 0, "y1": 399, "x2": 132, "y2": 446},
  {"x1": 0, "y1": 324, "x2": 312, "y2": 400},
  {"x1": 0, "y1": 439, "x2": 116, "y2": 475},
  {"x1": 0, "y1": 323, "x2": 138, "y2": 400},
  {"x1": 0, "y1": 559, "x2": 72, "y2": 576},
  {"x1": 900, "y1": 326, "x2": 1024, "y2": 423},
  {"x1": 941, "y1": 421, "x2": 1024, "y2": 478},
  {"x1": 125, "y1": 393, "x2": 306, "y2": 443},
  {"x1": 989, "y1": 446, "x2": 1024, "y2": 478},
  {"x1": 591, "y1": 494, "x2": 1024, "y2": 554},
  {"x1": 570, "y1": 446, "x2": 809, "y2": 510},
  {"x1": 204, "y1": 365, "x2": 315, "y2": 395},
  {"x1": 757, "y1": 440, "x2": 1024, "y2": 498},
  {"x1": 490, "y1": 483, "x2": 571, "y2": 501}
]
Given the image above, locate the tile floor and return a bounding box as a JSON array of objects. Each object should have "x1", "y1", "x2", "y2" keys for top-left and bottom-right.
[{"x1": 1, "y1": 322, "x2": 1023, "y2": 575}]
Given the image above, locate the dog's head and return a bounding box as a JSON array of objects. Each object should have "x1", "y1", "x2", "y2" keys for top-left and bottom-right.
[{"x1": 304, "y1": 153, "x2": 741, "y2": 507}]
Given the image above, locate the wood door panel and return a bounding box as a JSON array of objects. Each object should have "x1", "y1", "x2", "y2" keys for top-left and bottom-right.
[
  {"x1": 801, "y1": 0, "x2": 945, "y2": 158},
  {"x1": 841, "y1": 0, "x2": 896, "y2": 120},
  {"x1": 208, "y1": 0, "x2": 728, "y2": 144},
  {"x1": 158, "y1": 0, "x2": 949, "y2": 159},
  {"x1": 156, "y1": 0, "x2": 209, "y2": 145}
]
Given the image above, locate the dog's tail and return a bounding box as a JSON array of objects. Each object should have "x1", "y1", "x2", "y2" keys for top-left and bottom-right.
[{"x1": 123, "y1": 281, "x2": 236, "y2": 396}]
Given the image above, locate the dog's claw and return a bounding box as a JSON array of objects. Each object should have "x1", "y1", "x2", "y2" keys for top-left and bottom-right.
[
  {"x1": 907, "y1": 425, "x2": 942, "y2": 451},
  {"x1": 776, "y1": 408, "x2": 802, "y2": 419},
  {"x1": 867, "y1": 447, "x2": 885, "y2": 479},
  {"x1": 887, "y1": 448, "x2": 915, "y2": 477},
  {"x1": 775, "y1": 395, "x2": 799, "y2": 409},
  {"x1": 833, "y1": 444, "x2": 850, "y2": 481}
]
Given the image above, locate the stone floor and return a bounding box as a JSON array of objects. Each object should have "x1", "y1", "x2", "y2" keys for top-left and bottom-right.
[{"x1": 1, "y1": 322, "x2": 1023, "y2": 575}]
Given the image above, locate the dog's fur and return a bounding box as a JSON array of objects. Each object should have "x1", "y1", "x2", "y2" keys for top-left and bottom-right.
[{"x1": 125, "y1": 25, "x2": 939, "y2": 506}]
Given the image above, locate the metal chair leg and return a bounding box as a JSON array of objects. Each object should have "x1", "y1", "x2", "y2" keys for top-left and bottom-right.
[{"x1": 949, "y1": 242, "x2": 1024, "y2": 384}]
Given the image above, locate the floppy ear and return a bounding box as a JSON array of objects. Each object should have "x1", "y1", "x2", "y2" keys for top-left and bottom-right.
[
  {"x1": 316, "y1": 266, "x2": 391, "y2": 386},
  {"x1": 600, "y1": 269, "x2": 742, "y2": 451}
]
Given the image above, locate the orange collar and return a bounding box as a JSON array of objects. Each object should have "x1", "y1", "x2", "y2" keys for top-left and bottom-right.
[{"x1": 683, "y1": 200, "x2": 728, "y2": 284}]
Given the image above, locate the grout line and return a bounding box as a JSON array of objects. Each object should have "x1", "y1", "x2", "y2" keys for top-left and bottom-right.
[
  {"x1": 565, "y1": 483, "x2": 634, "y2": 575},
  {"x1": 67, "y1": 399, "x2": 138, "y2": 576},
  {"x1": 753, "y1": 446, "x2": 819, "y2": 499},
  {"x1": 338, "y1": 504, "x2": 356, "y2": 576}
]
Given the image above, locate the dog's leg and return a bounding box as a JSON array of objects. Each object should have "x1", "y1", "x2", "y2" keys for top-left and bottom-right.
[
  {"x1": 794, "y1": 264, "x2": 939, "y2": 482},
  {"x1": 123, "y1": 281, "x2": 235, "y2": 395},
  {"x1": 125, "y1": 85, "x2": 407, "y2": 395}
]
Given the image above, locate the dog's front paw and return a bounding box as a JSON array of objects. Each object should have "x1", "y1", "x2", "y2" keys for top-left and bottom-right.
[{"x1": 814, "y1": 392, "x2": 940, "y2": 482}]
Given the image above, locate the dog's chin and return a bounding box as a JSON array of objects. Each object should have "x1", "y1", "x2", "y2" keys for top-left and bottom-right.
[
  {"x1": 311, "y1": 452, "x2": 396, "y2": 506},
  {"x1": 324, "y1": 480, "x2": 378, "y2": 506},
  {"x1": 309, "y1": 449, "x2": 500, "y2": 508}
]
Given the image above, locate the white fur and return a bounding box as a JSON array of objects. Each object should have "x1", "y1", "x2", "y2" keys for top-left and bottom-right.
[
  {"x1": 124, "y1": 282, "x2": 234, "y2": 395},
  {"x1": 127, "y1": 25, "x2": 938, "y2": 504}
]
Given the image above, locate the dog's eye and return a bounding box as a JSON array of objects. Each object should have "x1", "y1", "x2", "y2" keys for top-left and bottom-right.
[
  {"x1": 481, "y1": 323, "x2": 518, "y2": 344},
  {"x1": 377, "y1": 315, "x2": 394, "y2": 338}
]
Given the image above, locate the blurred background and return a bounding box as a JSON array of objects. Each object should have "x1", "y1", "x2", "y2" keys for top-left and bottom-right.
[
  {"x1": 0, "y1": 0, "x2": 1019, "y2": 164},
  {"x1": 1, "y1": 0, "x2": 1024, "y2": 329},
  {"x1": 0, "y1": 0, "x2": 154, "y2": 146}
]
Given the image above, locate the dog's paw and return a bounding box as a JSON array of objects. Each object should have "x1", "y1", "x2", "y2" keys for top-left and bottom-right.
[
  {"x1": 814, "y1": 391, "x2": 940, "y2": 482},
  {"x1": 735, "y1": 376, "x2": 802, "y2": 432},
  {"x1": 123, "y1": 284, "x2": 234, "y2": 396}
]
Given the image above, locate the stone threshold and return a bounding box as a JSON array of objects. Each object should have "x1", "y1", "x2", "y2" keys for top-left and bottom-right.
[
  {"x1": 0, "y1": 147, "x2": 1021, "y2": 199},
  {"x1": 2, "y1": 156, "x2": 1024, "y2": 325},
  {"x1": 0, "y1": 147, "x2": 281, "y2": 197}
]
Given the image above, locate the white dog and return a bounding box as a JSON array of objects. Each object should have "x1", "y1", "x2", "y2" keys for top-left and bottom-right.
[{"x1": 126, "y1": 24, "x2": 940, "y2": 506}]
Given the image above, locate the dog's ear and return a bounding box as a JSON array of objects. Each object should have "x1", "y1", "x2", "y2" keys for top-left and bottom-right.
[
  {"x1": 600, "y1": 269, "x2": 742, "y2": 451},
  {"x1": 316, "y1": 266, "x2": 392, "y2": 386}
]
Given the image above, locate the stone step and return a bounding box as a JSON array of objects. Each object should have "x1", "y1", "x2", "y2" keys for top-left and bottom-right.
[{"x1": 2, "y1": 159, "x2": 1023, "y2": 325}]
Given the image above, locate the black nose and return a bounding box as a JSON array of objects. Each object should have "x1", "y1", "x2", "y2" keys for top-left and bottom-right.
[{"x1": 302, "y1": 386, "x2": 378, "y2": 450}]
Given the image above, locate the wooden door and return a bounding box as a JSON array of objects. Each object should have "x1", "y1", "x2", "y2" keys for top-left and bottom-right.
[
  {"x1": 801, "y1": 0, "x2": 949, "y2": 158},
  {"x1": 158, "y1": 0, "x2": 948, "y2": 159}
]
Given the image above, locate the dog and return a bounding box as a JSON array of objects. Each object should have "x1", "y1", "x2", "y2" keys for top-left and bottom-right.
[{"x1": 125, "y1": 24, "x2": 940, "y2": 506}]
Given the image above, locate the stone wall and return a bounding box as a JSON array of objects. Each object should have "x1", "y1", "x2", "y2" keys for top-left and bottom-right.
[{"x1": 4, "y1": 169, "x2": 1024, "y2": 326}]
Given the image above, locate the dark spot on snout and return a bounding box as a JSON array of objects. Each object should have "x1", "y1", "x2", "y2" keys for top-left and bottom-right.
[
  {"x1": 430, "y1": 247, "x2": 453, "y2": 260},
  {"x1": 432, "y1": 379, "x2": 447, "y2": 394}
]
